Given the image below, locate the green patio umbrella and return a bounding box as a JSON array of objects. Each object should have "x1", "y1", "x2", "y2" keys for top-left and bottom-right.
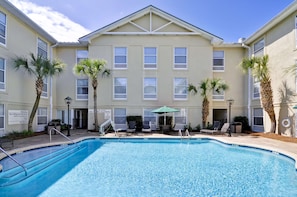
[{"x1": 151, "y1": 106, "x2": 179, "y2": 126}]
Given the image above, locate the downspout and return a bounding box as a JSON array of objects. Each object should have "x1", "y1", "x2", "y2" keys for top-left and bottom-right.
[
  {"x1": 241, "y1": 42, "x2": 252, "y2": 126},
  {"x1": 49, "y1": 42, "x2": 59, "y2": 121}
]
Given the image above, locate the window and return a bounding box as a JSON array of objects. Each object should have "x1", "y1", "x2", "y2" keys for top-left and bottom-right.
[
  {"x1": 174, "y1": 108, "x2": 187, "y2": 130},
  {"x1": 114, "y1": 47, "x2": 127, "y2": 68},
  {"x1": 295, "y1": 16, "x2": 297, "y2": 48},
  {"x1": 76, "y1": 50, "x2": 88, "y2": 63},
  {"x1": 41, "y1": 78, "x2": 48, "y2": 97},
  {"x1": 253, "y1": 108, "x2": 264, "y2": 132},
  {"x1": 174, "y1": 47, "x2": 187, "y2": 69},
  {"x1": 253, "y1": 39, "x2": 264, "y2": 57},
  {"x1": 174, "y1": 78, "x2": 187, "y2": 100},
  {"x1": 296, "y1": 61, "x2": 297, "y2": 93},
  {"x1": 37, "y1": 107, "x2": 47, "y2": 125},
  {"x1": 144, "y1": 47, "x2": 157, "y2": 68},
  {"x1": 143, "y1": 77, "x2": 157, "y2": 99},
  {"x1": 253, "y1": 77, "x2": 260, "y2": 99},
  {"x1": 38, "y1": 38, "x2": 48, "y2": 58},
  {"x1": 114, "y1": 108, "x2": 126, "y2": 126},
  {"x1": 143, "y1": 108, "x2": 157, "y2": 123},
  {"x1": 114, "y1": 78, "x2": 127, "y2": 99},
  {"x1": 0, "y1": 58, "x2": 5, "y2": 91},
  {"x1": 0, "y1": 104, "x2": 4, "y2": 129},
  {"x1": 212, "y1": 89, "x2": 225, "y2": 100},
  {"x1": 77, "y1": 79, "x2": 88, "y2": 100},
  {"x1": 213, "y1": 51, "x2": 224, "y2": 71},
  {"x1": 0, "y1": 11, "x2": 6, "y2": 45}
]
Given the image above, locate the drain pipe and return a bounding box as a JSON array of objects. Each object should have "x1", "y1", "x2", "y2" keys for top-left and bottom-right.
[
  {"x1": 240, "y1": 40, "x2": 252, "y2": 127},
  {"x1": 49, "y1": 43, "x2": 59, "y2": 120}
]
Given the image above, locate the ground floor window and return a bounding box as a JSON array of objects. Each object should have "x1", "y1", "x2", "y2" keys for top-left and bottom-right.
[
  {"x1": 174, "y1": 108, "x2": 187, "y2": 130},
  {"x1": 143, "y1": 108, "x2": 157, "y2": 130},
  {"x1": 114, "y1": 108, "x2": 126, "y2": 129},
  {"x1": 37, "y1": 107, "x2": 47, "y2": 125},
  {"x1": 253, "y1": 108, "x2": 264, "y2": 132},
  {"x1": 0, "y1": 104, "x2": 4, "y2": 129}
]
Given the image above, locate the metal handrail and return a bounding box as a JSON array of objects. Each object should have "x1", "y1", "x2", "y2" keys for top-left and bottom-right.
[
  {"x1": 0, "y1": 147, "x2": 28, "y2": 176},
  {"x1": 49, "y1": 128, "x2": 77, "y2": 147}
]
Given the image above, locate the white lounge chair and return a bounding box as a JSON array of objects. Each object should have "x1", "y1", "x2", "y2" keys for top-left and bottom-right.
[
  {"x1": 200, "y1": 121, "x2": 220, "y2": 135},
  {"x1": 201, "y1": 122, "x2": 230, "y2": 135}
]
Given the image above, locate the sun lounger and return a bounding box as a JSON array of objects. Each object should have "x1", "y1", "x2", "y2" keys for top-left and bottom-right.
[{"x1": 201, "y1": 122, "x2": 229, "y2": 135}]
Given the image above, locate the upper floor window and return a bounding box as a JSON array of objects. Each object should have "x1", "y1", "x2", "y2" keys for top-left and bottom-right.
[
  {"x1": 76, "y1": 79, "x2": 88, "y2": 100},
  {"x1": 143, "y1": 77, "x2": 157, "y2": 100},
  {"x1": 0, "y1": 58, "x2": 5, "y2": 91},
  {"x1": 295, "y1": 16, "x2": 297, "y2": 48},
  {"x1": 0, "y1": 11, "x2": 6, "y2": 45},
  {"x1": 212, "y1": 89, "x2": 225, "y2": 100},
  {"x1": 253, "y1": 39, "x2": 264, "y2": 57},
  {"x1": 76, "y1": 50, "x2": 88, "y2": 63},
  {"x1": 38, "y1": 38, "x2": 48, "y2": 58},
  {"x1": 114, "y1": 47, "x2": 127, "y2": 69},
  {"x1": 114, "y1": 77, "x2": 127, "y2": 99},
  {"x1": 174, "y1": 47, "x2": 187, "y2": 69},
  {"x1": 144, "y1": 47, "x2": 157, "y2": 69},
  {"x1": 253, "y1": 77, "x2": 260, "y2": 99},
  {"x1": 174, "y1": 77, "x2": 187, "y2": 100},
  {"x1": 0, "y1": 104, "x2": 4, "y2": 129},
  {"x1": 213, "y1": 51, "x2": 224, "y2": 71},
  {"x1": 41, "y1": 78, "x2": 48, "y2": 97},
  {"x1": 37, "y1": 107, "x2": 47, "y2": 125}
]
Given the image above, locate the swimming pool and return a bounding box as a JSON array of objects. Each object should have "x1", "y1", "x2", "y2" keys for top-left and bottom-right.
[{"x1": 1, "y1": 138, "x2": 297, "y2": 196}]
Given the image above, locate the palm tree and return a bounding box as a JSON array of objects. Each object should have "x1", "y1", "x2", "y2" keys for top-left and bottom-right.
[
  {"x1": 73, "y1": 59, "x2": 110, "y2": 131},
  {"x1": 188, "y1": 78, "x2": 228, "y2": 128},
  {"x1": 14, "y1": 53, "x2": 65, "y2": 131},
  {"x1": 241, "y1": 55, "x2": 276, "y2": 133}
]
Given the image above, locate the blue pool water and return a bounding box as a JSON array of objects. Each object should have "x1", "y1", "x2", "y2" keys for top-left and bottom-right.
[{"x1": 1, "y1": 138, "x2": 297, "y2": 196}]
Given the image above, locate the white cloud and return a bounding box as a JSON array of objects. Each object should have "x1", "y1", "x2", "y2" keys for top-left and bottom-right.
[{"x1": 9, "y1": 0, "x2": 90, "y2": 42}]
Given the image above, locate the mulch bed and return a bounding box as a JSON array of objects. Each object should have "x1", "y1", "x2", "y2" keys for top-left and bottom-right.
[{"x1": 249, "y1": 132, "x2": 297, "y2": 143}]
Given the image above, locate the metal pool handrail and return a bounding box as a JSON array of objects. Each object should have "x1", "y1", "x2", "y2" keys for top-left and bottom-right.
[
  {"x1": 0, "y1": 146, "x2": 28, "y2": 176},
  {"x1": 49, "y1": 128, "x2": 77, "y2": 147}
]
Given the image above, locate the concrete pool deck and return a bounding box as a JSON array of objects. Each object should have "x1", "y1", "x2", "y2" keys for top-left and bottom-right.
[{"x1": 1, "y1": 130, "x2": 297, "y2": 168}]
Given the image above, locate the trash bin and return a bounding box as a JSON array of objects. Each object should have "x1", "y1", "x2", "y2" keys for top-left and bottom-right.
[{"x1": 231, "y1": 122, "x2": 242, "y2": 133}]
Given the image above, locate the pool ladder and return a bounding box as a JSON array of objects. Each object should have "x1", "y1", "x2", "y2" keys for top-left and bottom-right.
[
  {"x1": 0, "y1": 147, "x2": 28, "y2": 176},
  {"x1": 49, "y1": 128, "x2": 79, "y2": 148}
]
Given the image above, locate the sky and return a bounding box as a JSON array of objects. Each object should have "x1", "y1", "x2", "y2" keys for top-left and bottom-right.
[{"x1": 8, "y1": 0, "x2": 296, "y2": 42}]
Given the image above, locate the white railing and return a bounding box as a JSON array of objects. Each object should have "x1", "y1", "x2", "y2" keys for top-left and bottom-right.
[
  {"x1": 0, "y1": 147, "x2": 28, "y2": 176},
  {"x1": 99, "y1": 119, "x2": 112, "y2": 135},
  {"x1": 49, "y1": 128, "x2": 77, "y2": 146}
]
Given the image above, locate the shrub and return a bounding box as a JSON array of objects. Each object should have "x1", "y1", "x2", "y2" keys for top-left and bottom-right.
[{"x1": 234, "y1": 116, "x2": 251, "y2": 131}]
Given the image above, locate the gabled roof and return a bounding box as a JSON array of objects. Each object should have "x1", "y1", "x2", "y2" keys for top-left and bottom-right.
[
  {"x1": 244, "y1": 1, "x2": 297, "y2": 44},
  {"x1": 1, "y1": 0, "x2": 57, "y2": 44},
  {"x1": 79, "y1": 5, "x2": 223, "y2": 45}
]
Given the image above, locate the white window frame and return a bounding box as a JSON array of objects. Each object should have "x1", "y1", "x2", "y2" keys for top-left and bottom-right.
[
  {"x1": 0, "y1": 58, "x2": 5, "y2": 91},
  {"x1": 253, "y1": 38, "x2": 264, "y2": 57},
  {"x1": 174, "y1": 108, "x2": 187, "y2": 130},
  {"x1": 143, "y1": 77, "x2": 157, "y2": 100},
  {"x1": 114, "y1": 47, "x2": 127, "y2": 69},
  {"x1": 174, "y1": 47, "x2": 187, "y2": 69},
  {"x1": 144, "y1": 47, "x2": 157, "y2": 69},
  {"x1": 114, "y1": 77, "x2": 127, "y2": 100},
  {"x1": 41, "y1": 77, "x2": 48, "y2": 98},
  {"x1": 253, "y1": 108, "x2": 264, "y2": 132},
  {"x1": 212, "y1": 90, "x2": 225, "y2": 101},
  {"x1": 295, "y1": 60, "x2": 297, "y2": 93},
  {"x1": 37, "y1": 107, "x2": 47, "y2": 125},
  {"x1": 114, "y1": 108, "x2": 126, "y2": 129},
  {"x1": 213, "y1": 50, "x2": 225, "y2": 71},
  {"x1": 76, "y1": 79, "x2": 88, "y2": 100},
  {"x1": 0, "y1": 104, "x2": 4, "y2": 130},
  {"x1": 0, "y1": 11, "x2": 6, "y2": 45},
  {"x1": 37, "y1": 38, "x2": 48, "y2": 59},
  {"x1": 295, "y1": 16, "x2": 297, "y2": 48},
  {"x1": 174, "y1": 77, "x2": 188, "y2": 100},
  {"x1": 76, "y1": 50, "x2": 88, "y2": 64},
  {"x1": 253, "y1": 77, "x2": 260, "y2": 99}
]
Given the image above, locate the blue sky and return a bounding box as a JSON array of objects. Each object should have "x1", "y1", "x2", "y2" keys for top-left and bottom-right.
[{"x1": 9, "y1": 0, "x2": 295, "y2": 42}]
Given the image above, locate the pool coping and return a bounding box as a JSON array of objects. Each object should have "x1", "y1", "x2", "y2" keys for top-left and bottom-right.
[{"x1": 1, "y1": 134, "x2": 297, "y2": 170}]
